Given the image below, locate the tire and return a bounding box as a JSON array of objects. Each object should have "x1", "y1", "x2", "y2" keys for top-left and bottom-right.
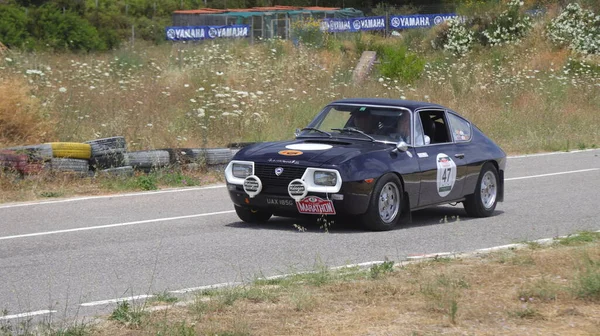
[
  {"x1": 7, "y1": 144, "x2": 53, "y2": 161},
  {"x1": 49, "y1": 142, "x2": 92, "y2": 159},
  {"x1": 360, "y1": 173, "x2": 403, "y2": 231},
  {"x1": 234, "y1": 205, "x2": 272, "y2": 223},
  {"x1": 85, "y1": 136, "x2": 127, "y2": 157},
  {"x1": 98, "y1": 166, "x2": 134, "y2": 177},
  {"x1": 89, "y1": 151, "x2": 128, "y2": 170},
  {"x1": 463, "y1": 162, "x2": 499, "y2": 217},
  {"x1": 126, "y1": 150, "x2": 170, "y2": 169},
  {"x1": 205, "y1": 148, "x2": 233, "y2": 165},
  {"x1": 44, "y1": 158, "x2": 89, "y2": 173}
]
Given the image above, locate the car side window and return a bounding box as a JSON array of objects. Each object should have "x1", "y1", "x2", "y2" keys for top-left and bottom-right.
[
  {"x1": 447, "y1": 113, "x2": 472, "y2": 142},
  {"x1": 418, "y1": 110, "x2": 452, "y2": 144}
]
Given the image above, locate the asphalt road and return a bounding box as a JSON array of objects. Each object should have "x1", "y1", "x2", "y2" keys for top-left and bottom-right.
[{"x1": 0, "y1": 149, "x2": 599, "y2": 323}]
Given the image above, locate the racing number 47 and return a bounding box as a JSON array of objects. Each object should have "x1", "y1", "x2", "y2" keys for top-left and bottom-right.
[{"x1": 442, "y1": 168, "x2": 451, "y2": 183}]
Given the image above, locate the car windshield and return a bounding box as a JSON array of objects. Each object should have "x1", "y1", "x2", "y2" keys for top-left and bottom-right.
[{"x1": 298, "y1": 104, "x2": 412, "y2": 144}]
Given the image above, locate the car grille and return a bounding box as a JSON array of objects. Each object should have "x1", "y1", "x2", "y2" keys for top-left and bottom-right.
[{"x1": 254, "y1": 164, "x2": 306, "y2": 195}]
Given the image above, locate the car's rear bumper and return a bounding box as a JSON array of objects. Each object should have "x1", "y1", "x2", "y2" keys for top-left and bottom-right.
[{"x1": 227, "y1": 182, "x2": 372, "y2": 217}]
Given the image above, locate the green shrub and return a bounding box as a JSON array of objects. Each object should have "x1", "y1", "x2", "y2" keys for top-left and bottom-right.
[
  {"x1": 376, "y1": 44, "x2": 425, "y2": 83},
  {"x1": 480, "y1": 0, "x2": 532, "y2": 46},
  {"x1": 0, "y1": 5, "x2": 32, "y2": 49},
  {"x1": 291, "y1": 18, "x2": 324, "y2": 47},
  {"x1": 546, "y1": 3, "x2": 600, "y2": 55},
  {"x1": 30, "y1": 3, "x2": 106, "y2": 51},
  {"x1": 433, "y1": 18, "x2": 474, "y2": 56}
]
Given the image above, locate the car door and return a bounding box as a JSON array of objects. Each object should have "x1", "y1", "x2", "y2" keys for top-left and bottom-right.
[{"x1": 413, "y1": 109, "x2": 468, "y2": 207}]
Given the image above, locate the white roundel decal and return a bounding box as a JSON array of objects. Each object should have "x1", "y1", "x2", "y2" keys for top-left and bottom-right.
[
  {"x1": 286, "y1": 143, "x2": 332, "y2": 151},
  {"x1": 436, "y1": 153, "x2": 457, "y2": 197}
]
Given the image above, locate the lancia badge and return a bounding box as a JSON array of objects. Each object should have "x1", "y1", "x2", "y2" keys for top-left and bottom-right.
[{"x1": 275, "y1": 167, "x2": 284, "y2": 176}]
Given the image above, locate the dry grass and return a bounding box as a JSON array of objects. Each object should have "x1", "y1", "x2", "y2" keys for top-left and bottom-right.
[
  {"x1": 0, "y1": 75, "x2": 55, "y2": 147},
  {"x1": 92, "y1": 240, "x2": 600, "y2": 336}
]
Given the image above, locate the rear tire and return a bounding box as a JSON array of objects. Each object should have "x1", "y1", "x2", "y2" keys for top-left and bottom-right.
[
  {"x1": 463, "y1": 162, "x2": 499, "y2": 217},
  {"x1": 361, "y1": 173, "x2": 403, "y2": 231},
  {"x1": 234, "y1": 205, "x2": 272, "y2": 223}
]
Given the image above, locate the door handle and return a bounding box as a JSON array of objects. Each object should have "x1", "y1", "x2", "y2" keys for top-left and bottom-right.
[{"x1": 454, "y1": 153, "x2": 465, "y2": 159}]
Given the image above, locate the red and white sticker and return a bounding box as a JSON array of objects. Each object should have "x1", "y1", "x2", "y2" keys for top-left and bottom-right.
[
  {"x1": 296, "y1": 196, "x2": 336, "y2": 215},
  {"x1": 436, "y1": 153, "x2": 457, "y2": 197}
]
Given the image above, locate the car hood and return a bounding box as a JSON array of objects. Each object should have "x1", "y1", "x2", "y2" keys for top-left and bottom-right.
[{"x1": 238, "y1": 138, "x2": 389, "y2": 166}]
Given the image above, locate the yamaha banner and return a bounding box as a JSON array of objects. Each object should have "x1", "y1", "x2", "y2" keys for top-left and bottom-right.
[
  {"x1": 166, "y1": 25, "x2": 250, "y2": 41},
  {"x1": 320, "y1": 16, "x2": 386, "y2": 33},
  {"x1": 389, "y1": 14, "x2": 459, "y2": 29}
]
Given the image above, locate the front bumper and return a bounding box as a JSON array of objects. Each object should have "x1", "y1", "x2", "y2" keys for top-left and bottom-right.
[{"x1": 227, "y1": 182, "x2": 372, "y2": 217}]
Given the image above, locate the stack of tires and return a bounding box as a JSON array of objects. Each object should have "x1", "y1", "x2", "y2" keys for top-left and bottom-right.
[
  {"x1": 44, "y1": 142, "x2": 91, "y2": 175},
  {"x1": 85, "y1": 136, "x2": 133, "y2": 177}
]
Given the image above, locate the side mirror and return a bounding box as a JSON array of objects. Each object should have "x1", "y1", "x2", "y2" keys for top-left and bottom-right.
[
  {"x1": 424, "y1": 135, "x2": 431, "y2": 145},
  {"x1": 394, "y1": 141, "x2": 409, "y2": 152},
  {"x1": 294, "y1": 128, "x2": 301, "y2": 137}
]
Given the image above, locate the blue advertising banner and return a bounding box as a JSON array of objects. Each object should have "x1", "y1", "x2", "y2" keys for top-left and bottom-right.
[
  {"x1": 389, "y1": 14, "x2": 459, "y2": 29},
  {"x1": 320, "y1": 16, "x2": 386, "y2": 33},
  {"x1": 166, "y1": 25, "x2": 250, "y2": 41}
]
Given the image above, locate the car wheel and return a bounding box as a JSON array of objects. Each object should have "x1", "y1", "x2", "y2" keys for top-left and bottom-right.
[
  {"x1": 463, "y1": 162, "x2": 499, "y2": 217},
  {"x1": 234, "y1": 205, "x2": 272, "y2": 223},
  {"x1": 361, "y1": 173, "x2": 403, "y2": 231}
]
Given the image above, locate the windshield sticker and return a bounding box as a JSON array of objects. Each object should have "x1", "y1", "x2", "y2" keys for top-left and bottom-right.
[
  {"x1": 436, "y1": 153, "x2": 457, "y2": 197},
  {"x1": 286, "y1": 144, "x2": 332, "y2": 151},
  {"x1": 278, "y1": 150, "x2": 303, "y2": 156}
]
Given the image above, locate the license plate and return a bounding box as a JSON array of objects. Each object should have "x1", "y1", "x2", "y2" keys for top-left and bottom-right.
[
  {"x1": 265, "y1": 197, "x2": 295, "y2": 207},
  {"x1": 296, "y1": 196, "x2": 336, "y2": 215}
]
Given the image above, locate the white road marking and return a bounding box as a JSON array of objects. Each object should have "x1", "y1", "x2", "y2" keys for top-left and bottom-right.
[
  {"x1": 506, "y1": 168, "x2": 599, "y2": 181},
  {"x1": 507, "y1": 148, "x2": 599, "y2": 159},
  {"x1": 0, "y1": 310, "x2": 56, "y2": 320},
  {"x1": 0, "y1": 185, "x2": 226, "y2": 209},
  {"x1": 170, "y1": 282, "x2": 242, "y2": 294},
  {"x1": 80, "y1": 295, "x2": 153, "y2": 307},
  {"x1": 0, "y1": 210, "x2": 235, "y2": 241}
]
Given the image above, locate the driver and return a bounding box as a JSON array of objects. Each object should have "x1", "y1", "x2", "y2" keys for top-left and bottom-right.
[{"x1": 350, "y1": 112, "x2": 376, "y2": 134}]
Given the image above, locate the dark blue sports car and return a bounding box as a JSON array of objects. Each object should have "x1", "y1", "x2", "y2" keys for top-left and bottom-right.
[{"x1": 225, "y1": 98, "x2": 506, "y2": 231}]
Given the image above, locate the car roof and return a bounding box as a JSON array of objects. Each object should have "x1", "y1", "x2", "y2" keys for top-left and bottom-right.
[{"x1": 329, "y1": 98, "x2": 446, "y2": 112}]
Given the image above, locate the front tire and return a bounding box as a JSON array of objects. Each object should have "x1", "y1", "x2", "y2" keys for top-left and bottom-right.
[
  {"x1": 361, "y1": 173, "x2": 403, "y2": 231},
  {"x1": 234, "y1": 205, "x2": 272, "y2": 223},
  {"x1": 463, "y1": 162, "x2": 499, "y2": 217}
]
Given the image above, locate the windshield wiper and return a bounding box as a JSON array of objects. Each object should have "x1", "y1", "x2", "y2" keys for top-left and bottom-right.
[
  {"x1": 331, "y1": 127, "x2": 375, "y2": 141},
  {"x1": 300, "y1": 127, "x2": 332, "y2": 138}
]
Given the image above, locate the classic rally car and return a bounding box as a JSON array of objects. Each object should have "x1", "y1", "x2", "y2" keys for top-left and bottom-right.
[{"x1": 225, "y1": 98, "x2": 506, "y2": 231}]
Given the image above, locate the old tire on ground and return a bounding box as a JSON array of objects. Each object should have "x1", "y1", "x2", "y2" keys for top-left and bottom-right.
[
  {"x1": 89, "y1": 151, "x2": 128, "y2": 170},
  {"x1": 45, "y1": 158, "x2": 89, "y2": 173},
  {"x1": 463, "y1": 162, "x2": 499, "y2": 217},
  {"x1": 7, "y1": 144, "x2": 53, "y2": 161},
  {"x1": 98, "y1": 166, "x2": 134, "y2": 177},
  {"x1": 361, "y1": 173, "x2": 403, "y2": 231},
  {"x1": 126, "y1": 150, "x2": 170, "y2": 170},
  {"x1": 85, "y1": 136, "x2": 127, "y2": 157},
  {"x1": 49, "y1": 142, "x2": 92, "y2": 159},
  {"x1": 234, "y1": 205, "x2": 272, "y2": 223}
]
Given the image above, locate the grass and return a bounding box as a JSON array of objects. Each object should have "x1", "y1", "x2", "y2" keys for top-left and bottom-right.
[{"x1": 84, "y1": 237, "x2": 600, "y2": 335}]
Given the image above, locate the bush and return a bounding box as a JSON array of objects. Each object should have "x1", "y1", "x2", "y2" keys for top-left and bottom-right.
[
  {"x1": 376, "y1": 44, "x2": 425, "y2": 83},
  {"x1": 480, "y1": 0, "x2": 532, "y2": 46},
  {"x1": 0, "y1": 5, "x2": 32, "y2": 49},
  {"x1": 433, "y1": 18, "x2": 474, "y2": 56},
  {"x1": 291, "y1": 18, "x2": 325, "y2": 47},
  {"x1": 29, "y1": 3, "x2": 106, "y2": 51},
  {"x1": 546, "y1": 3, "x2": 600, "y2": 55}
]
